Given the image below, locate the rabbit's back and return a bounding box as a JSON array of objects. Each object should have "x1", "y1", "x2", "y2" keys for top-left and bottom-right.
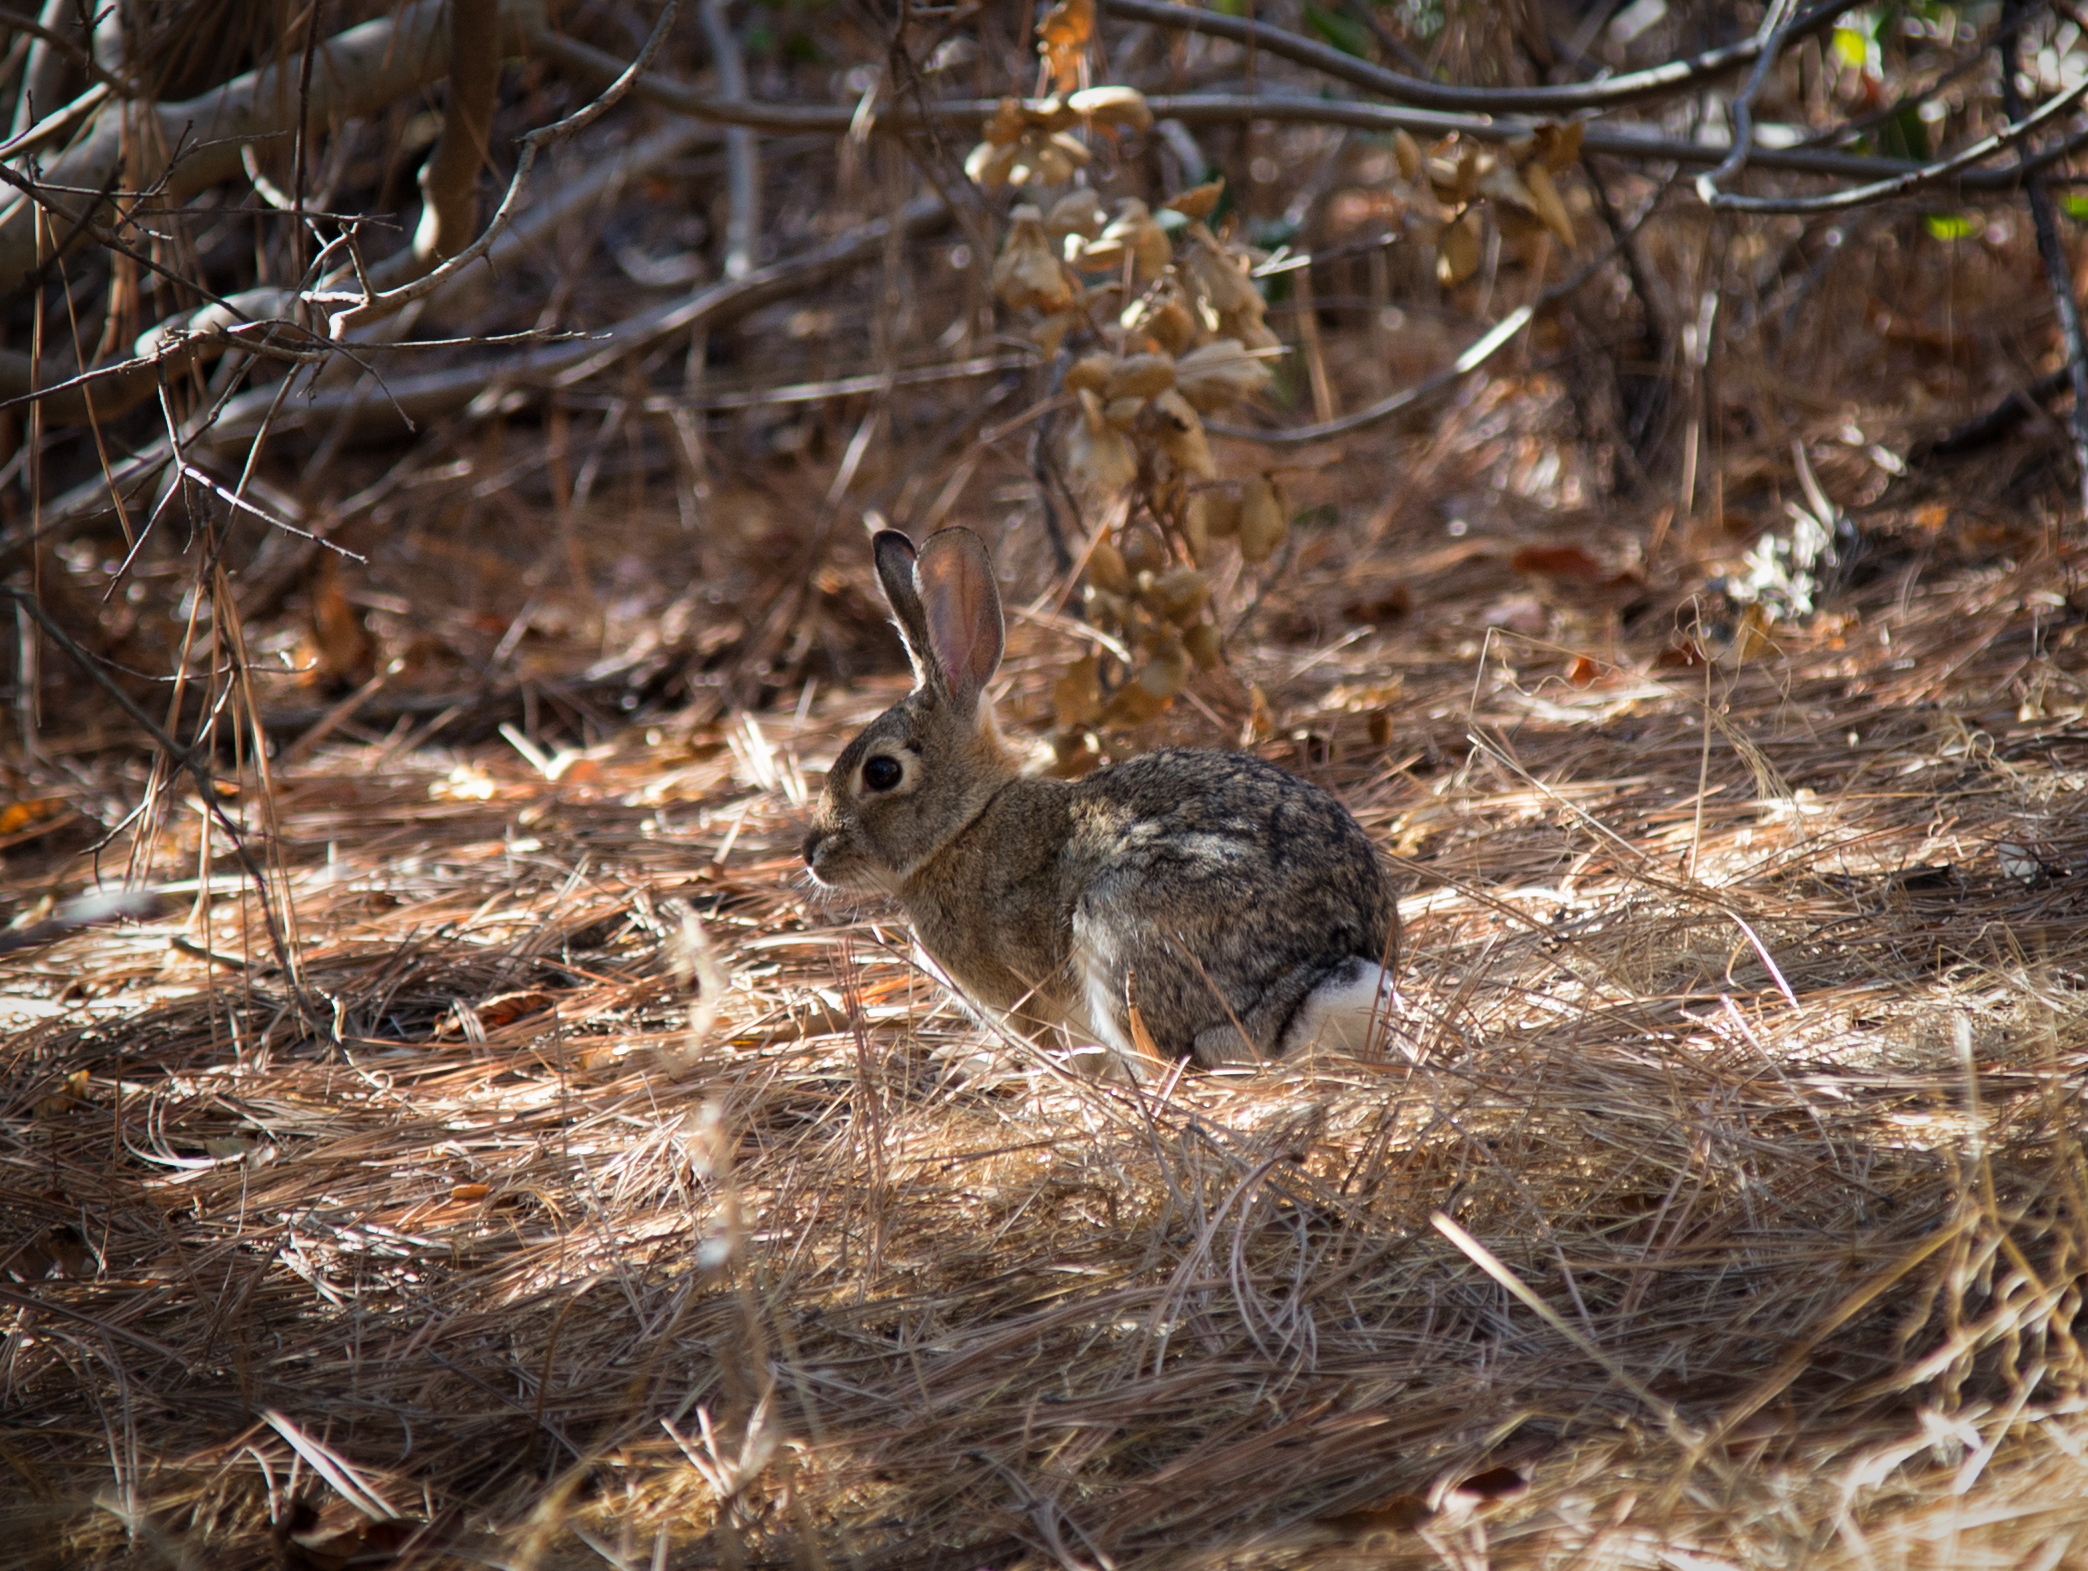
[{"x1": 1064, "y1": 749, "x2": 1398, "y2": 1063}]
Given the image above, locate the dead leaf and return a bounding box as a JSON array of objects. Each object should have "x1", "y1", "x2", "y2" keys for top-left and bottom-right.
[
  {"x1": 1510, "y1": 543, "x2": 1605, "y2": 582},
  {"x1": 34, "y1": 1069, "x2": 91, "y2": 1120},
  {"x1": 309, "y1": 555, "x2": 373, "y2": 686},
  {"x1": 1435, "y1": 211, "x2": 1483, "y2": 287},
  {"x1": 1054, "y1": 654, "x2": 1104, "y2": 728},
  {"x1": 0, "y1": 797, "x2": 65, "y2": 837},
  {"x1": 1162, "y1": 178, "x2": 1224, "y2": 220},
  {"x1": 1036, "y1": 0, "x2": 1095, "y2": 93}
]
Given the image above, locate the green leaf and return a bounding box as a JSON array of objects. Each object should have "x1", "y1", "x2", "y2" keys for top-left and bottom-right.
[
  {"x1": 1923, "y1": 213, "x2": 1974, "y2": 241},
  {"x1": 2063, "y1": 194, "x2": 2088, "y2": 222},
  {"x1": 1303, "y1": 3, "x2": 1375, "y2": 58},
  {"x1": 1832, "y1": 25, "x2": 1869, "y2": 67},
  {"x1": 1213, "y1": 0, "x2": 1248, "y2": 15}
]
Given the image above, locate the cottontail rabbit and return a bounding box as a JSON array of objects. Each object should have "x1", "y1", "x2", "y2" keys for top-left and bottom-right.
[{"x1": 802, "y1": 527, "x2": 1400, "y2": 1068}]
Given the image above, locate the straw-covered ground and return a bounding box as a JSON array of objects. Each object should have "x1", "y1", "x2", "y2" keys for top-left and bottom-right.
[{"x1": 6, "y1": 452, "x2": 2088, "y2": 1568}]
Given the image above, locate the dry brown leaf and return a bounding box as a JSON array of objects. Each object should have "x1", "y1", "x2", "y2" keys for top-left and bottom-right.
[
  {"x1": 1174, "y1": 337, "x2": 1271, "y2": 411},
  {"x1": 310, "y1": 556, "x2": 373, "y2": 685},
  {"x1": 1162, "y1": 178, "x2": 1224, "y2": 219},
  {"x1": 1104, "y1": 352, "x2": 1175, "y2": 401},
  {"x1": 1510, "y1": 543, "x2": 1604, "y2": 581},
  {"x1": 1064, "y1": 353, "x2": 1115, "y2": 395},
  {"x1": 1520, "y1": 161, "x2": 1576, "y2": 245},
  {"x1": 992, "y1": 207, "x2": 1076, "y2": 313},
  {"x1": 1435, "y1": 211, "x2": 1483, "y2": 287},
  {"x1": 1392, "y1": 130, "x2": 1423, "y2": 183},
  {"x1": 1036, "y1": 0, "x2": 1095, "y2": 93},
  {"x1": 1238, "y1": 475, "x2": 1287, "y2": 562},
  {"x1": 1054, "y1": 653, "x2": 1105, "y2": 727},
  {"x1": 1142, "y1": 388, "x2": 1215, "y2": 480},
  {"x1": 1068, "y1": 84, "x2": 1151, "y2": 132}
]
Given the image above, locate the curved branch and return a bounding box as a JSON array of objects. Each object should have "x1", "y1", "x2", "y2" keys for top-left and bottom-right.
[
  {"x1": 1702, "y1": 72, "x2": 2088, "y2": 211},
  {"x1": 533, "y1": 34, "x2": 2020, "y2": 186},
  {"x1": 203, "y1": 195, "x2": 951, "y2": 444},
  {"x1": 0, "y1": 0, "x2": 546, "y2": 292},
  {"x1": 1099, "y1": 0, "x2": 1862, "y2": 114},
  {"x1": 319, "y1": 0, "x2": 680, "y2": 337}
]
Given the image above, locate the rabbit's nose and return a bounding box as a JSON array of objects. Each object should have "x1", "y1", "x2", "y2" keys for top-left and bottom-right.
[{"x1": 801, "y1": 827, "x2": 825, "y2": 867}]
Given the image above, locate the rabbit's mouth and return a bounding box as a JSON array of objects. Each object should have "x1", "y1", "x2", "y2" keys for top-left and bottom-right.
[{"x1": 802, "y1": 828, "x2": 898, "y2": 896}]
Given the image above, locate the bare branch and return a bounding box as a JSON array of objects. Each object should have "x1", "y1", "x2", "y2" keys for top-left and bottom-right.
[
  {"x1": 319, "y1": 0, "x2": 682, "y2": 338},
  {"x1": 1100, "y1": 0, "x2": 1863, "y2": 114},
  {"x1": 205, "y1": 195, "x2": 951, "y2": 444},
  {"x1": 0, "y1": 0, "x2": 546, "y2": 291}
]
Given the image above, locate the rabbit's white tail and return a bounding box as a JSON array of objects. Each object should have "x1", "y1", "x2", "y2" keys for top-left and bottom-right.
[{"x1": 1282, "y1": 958, "x2": 1405, "y2": 1058}]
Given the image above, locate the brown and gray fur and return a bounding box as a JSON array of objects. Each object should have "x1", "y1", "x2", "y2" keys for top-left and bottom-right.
[{"x1": 803, "y1": 527, "x2": 1401, "y2": 1068}]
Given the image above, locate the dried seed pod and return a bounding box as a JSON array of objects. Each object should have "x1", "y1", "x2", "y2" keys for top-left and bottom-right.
[
  {"x1": 1087, "y1": 538, "x2": 1132, "y2": 594},
  {"x1": 1174, "y1": 337, "x2": 1271, "y2": 412},
  {"x1": 1531, "y1": 119, "x2": 1584, "y2": 172},
  {"x1": 1181, "y1": 494, "x2": 1211, "y2": 562},
  {"x1": 964, "y1": 139, "x2": 1022, "y2": 189},
  {"x1": 1163, "y1": 178, "x2": 1224, "y2": 219},
  {"x1": 1102, "y1": 676, "x2": 1171, "y2": 727},
  {"x1": 1095, "y1": 199, "x2": 1172, "y2": 281},
  {"x1": 1196, "y1": 485, "x2": 1240, "y2": 539},
  {"x1": 1392, "y1": 129, "x2": 1423, "y2": 183},
  {"x1": 1238, "y1": 475, "x2": 1287, "y2": 563},
  {"x1": 1032, "y1": 309, "x2": 1082, "y2": 354},
  {"x1": 1142, "y1": 388, "x2": 1215, "y2": 480},
  {"x1": 1047, "y1": 188, "x2": 1107, "y2": 248},
  {"x1": 1519, "y1": 161, "x2": 1575, "y2": 246},
  {"x1": 1136, "y1": 637, "x2": 1188, "y2": 698},
  {"x1": 1049, "y1": 725, "x2": 1103, "y2": 776},
  {"x1": 993, "y1": 207, "x2": 1076, "y2": 312},
  {"x1": 1105, "y1": 352, "x2": 1176, "y2": 401},
  {"x1": 1064, "y1": 354, "x2": 1116, "y2": 395},
  {"x1": 1180, "y1": 223, "x2": 1260, "y2": 315},
  {"x1": 1068, "y1": 84, "x2": 1153, "y2": 132},
  {"x1": 982, "y1": 97, "x2": 1029, "y2": 145},
  {"x1": 1435, "y1": 211, "x2": 1483, "y2": 287},
  {"x1": 1119, "y1": 522, "x2": 1166, "y2": 575},
  {"x1": 1102, "y1": 396, "x2": 1146, "y2": 431},
  {"x1": 1085, "y1": 585, "x2": 1128, "y2": 629},
  {"x1": 1150, "y1": 565, "x2": 1210, "y2": 624},
  {"x1": 1036, "y1": 0, "x2": 1095, "y2": 93},
  {"x1": 1053, "y1": 653, "x2": 1105, "y2": 727},
  {"x1": 1143, "y1": 295, "x2": 1197, "y2": 354},
  {"x1": 1184, "y1": 619, "x2": 1223, "y2": 669},
  {"x1": 1066, "y1": 390, "x2": 1138, "y2": 495}
]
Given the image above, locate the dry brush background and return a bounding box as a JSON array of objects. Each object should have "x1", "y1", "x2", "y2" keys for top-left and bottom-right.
[{"x1": 4, "y1": 0, "x2": 2088, "y2": 1565}]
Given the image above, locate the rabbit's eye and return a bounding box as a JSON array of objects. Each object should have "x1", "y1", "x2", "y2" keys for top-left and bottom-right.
[{"x1": 862, "y1": 755, "x2": 904, "y2": 792}]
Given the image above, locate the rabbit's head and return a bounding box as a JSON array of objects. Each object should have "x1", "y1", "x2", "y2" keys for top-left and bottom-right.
[{"x1": 803, "y1": 528, "x2": 1020, "y2": 894}]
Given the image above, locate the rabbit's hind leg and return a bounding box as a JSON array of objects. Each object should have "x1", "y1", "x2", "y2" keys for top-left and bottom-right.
[{"x1": 1280, "y1": 958, "x2": 1404, "y2": 1058}]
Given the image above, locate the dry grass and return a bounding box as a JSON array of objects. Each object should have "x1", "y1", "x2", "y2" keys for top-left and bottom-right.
[{"x1": 5, "y1": 478, "x2": 2088, "y2": 1570}]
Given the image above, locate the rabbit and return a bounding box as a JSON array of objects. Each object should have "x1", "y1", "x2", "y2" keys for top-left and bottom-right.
[{"x1": 802, "y1": 526, "x2": 1401, "y2": 1069}]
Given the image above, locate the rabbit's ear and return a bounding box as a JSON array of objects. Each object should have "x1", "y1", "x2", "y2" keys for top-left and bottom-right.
[
  {"x1": 914, "y1": 528, "x2": 1004, "y2": 708},
  {"x1": 873, "y1": 530, "x2": 938, "y2": 688}
]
